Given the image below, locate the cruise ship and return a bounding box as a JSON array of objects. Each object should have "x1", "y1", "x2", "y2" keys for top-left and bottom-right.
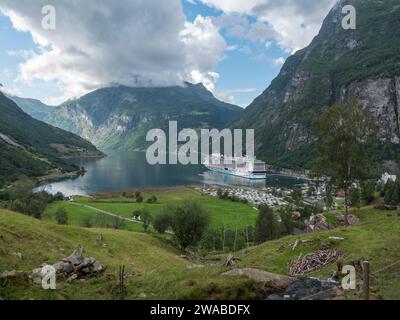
[{"x1": 203, "y1": 154, "x2": 267, "y2": 180}]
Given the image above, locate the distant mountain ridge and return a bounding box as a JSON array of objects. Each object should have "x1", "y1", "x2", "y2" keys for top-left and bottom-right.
[
  {"x1": 45, "y1": 83, "x2": 243, "y2": 151},
  {"x1": 7, "y1": 95, "x2": 53, "y2": 121},
  {"x1": 232, "y1": 0, "x2": 400, "y2": 170},
  {"x1": 0, "y1": 92, "x2": 103, "y2": 187}
]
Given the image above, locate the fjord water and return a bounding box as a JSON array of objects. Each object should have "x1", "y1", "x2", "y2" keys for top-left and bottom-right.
[{"x1": 37, "y1": 151, "x2": 302, "y2": 196}]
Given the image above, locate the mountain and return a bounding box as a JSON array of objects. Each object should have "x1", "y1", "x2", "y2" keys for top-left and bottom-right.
[
  {"x1": 0, "y1": 92, "x2": 103, "y2": 187},
  {"x1": 7, "y1": 96, "x2": 53, "y2": 121},
  {"x1": 232, "y1": 0, "x2": 400, "y2": 170},
  {"x1": 45, "y1": 83, "x2": 243, "y2": 151}
]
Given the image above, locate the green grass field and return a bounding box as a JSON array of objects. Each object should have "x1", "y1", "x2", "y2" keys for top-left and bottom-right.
[
  {"x1": 1, "y1": 205, "x2": 399, "y2": 300},
  {"x1": 44, "y1": 188, "x2": 258, "y2": 232}
]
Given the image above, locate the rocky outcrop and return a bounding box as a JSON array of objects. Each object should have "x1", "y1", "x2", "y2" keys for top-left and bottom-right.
[
  {"x1": 266, "y1": 278, "x2": 343, "y2": 300},
  {"x1": 223, "y1": 268, "x2": 296, "y2": 293},
  {"x1": 32, "y1": 245, "x2": 105, "y2": 284},
  {"x1": 342, "y1": 77, "x2": 400, "y2": 144}
]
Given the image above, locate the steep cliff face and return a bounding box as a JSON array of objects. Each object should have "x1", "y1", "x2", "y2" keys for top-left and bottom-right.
[
  {"x1": 342, "y1": 77, "x2": 400, "y2": 144},
  {"x1": 46, "y1": 83, "x2": 242, "y2": 151},
  {"x1": 233, "y1": 0, "x2": 400, "y2": 169}
]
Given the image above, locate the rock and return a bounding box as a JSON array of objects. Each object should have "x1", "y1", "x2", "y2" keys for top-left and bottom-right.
[
  {"x1": 0, "y1": 270, "x2": 29, "y2": 285},
  {"x1": 266, "y1": 278, "x2": 340, "y2": 300},
  {"x1": 334, "y1": 213, "x2": 358, "y2": 226},
  {"x1": 33, "y1": 245, "x2": 105, "y2": 282},
  {"x1": 223, "y1": 268, "x2": 296, "y2": 293},
  {"x1": 67, "y1": 274, "x2": 78, "y2": 284},
  {"x1": 306, "y1": 214, "x2": 333, "y2": 232},
  {"x1": 10, "y1": 252, "x2": 23, "y2": 259},
  {"x1": 63, "y1": 245, "x2": 84, "y2": 265}
]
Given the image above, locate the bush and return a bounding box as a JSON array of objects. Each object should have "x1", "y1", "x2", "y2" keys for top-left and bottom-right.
[
  {"x1": 146, "y1": 195, "x2": 158, "y2": 204},
  {"x1": 53, "y1": 192, "x2": 65, "y2": 202},
  {"x1": 141, "y1": 210, "x2": 152, "y2": 232},
  {"x1": 170, "y1": 202, "x2": 210, "y2": 250},
  {"x1": 55, "y1": 207, "x2": 68, "y2": 225},
  {"x1": 153, "y1": 211, "x2": 172, "y2": 234}
]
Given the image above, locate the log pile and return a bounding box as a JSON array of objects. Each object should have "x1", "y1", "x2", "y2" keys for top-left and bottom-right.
[{"x1": 289, "y1": 250, "x2": 343, "y2": 276}]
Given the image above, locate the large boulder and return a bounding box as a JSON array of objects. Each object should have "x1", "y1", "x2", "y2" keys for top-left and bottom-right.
[
  {"x1": 223, "y1": 268, "x2": 296, "y2": 293},
  {"x1": 32, "y1": 245, "x2": 105, "y2": 284}
]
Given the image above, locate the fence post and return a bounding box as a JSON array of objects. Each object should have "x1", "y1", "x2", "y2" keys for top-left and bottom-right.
[{"x1": 362, "y1": 260, "x2": 370, "y2": 300}]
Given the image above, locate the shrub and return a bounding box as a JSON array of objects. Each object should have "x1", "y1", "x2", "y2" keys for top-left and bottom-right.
[
  {"x1": 136, "y1": 195, "x2": 144, "y2": 203},
  {"x1": 141, "y1": 210, "x2": 152, "y2": 232},
  {"x1": 146, "y1": 195, "x2": 158, "y2": 204},
  {"x1": 55, "y1": 207, "x2": 69, "y2": 225},
  {"x1": 170, "y1": 202, "x2": 210, "y2": 250},
  {"x1": 153, "y1": 211, "x2": 172, "y2": 234}
]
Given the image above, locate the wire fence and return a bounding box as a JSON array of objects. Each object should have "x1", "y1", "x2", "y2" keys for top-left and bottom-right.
[{"x1": 298, "y1": 259, "x2": 400, "y2": 300}]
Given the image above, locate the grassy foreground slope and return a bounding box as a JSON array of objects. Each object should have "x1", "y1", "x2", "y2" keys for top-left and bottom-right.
[
  {"x1": 1, "y1": 207, "x2": 399, "y2": 300},
  {"x1": 0, "y1": 210, "x2": 254, "y2": 300}
]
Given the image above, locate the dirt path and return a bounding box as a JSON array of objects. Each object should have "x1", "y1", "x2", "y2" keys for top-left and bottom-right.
[{"x1": 70, "y1": 201, "x2": 174, "y2": 234}]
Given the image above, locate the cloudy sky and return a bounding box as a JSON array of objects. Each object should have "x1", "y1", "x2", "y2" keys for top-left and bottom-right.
[{"x1": 0, "y1": 0, "x2": 336, "y2": 106}]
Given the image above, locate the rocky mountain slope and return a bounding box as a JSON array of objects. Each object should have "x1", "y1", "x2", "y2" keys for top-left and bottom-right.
[
  {"x1": 45, "y1": 83, "x2": 242, "y2": 151},
  {"x1": 232, "y1": 0, "x2": 400, "y2": 169},
  {"x1": 0, "y1": 93, "x2": 103, "y2": 187},
  {"x1": 7, "y1": 96, "x2": 53, "y2": 121}
]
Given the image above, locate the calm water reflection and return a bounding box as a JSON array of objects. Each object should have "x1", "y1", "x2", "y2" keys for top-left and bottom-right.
[{"x1": 36, "y1": 151, "x2": 302, "y2": 196}]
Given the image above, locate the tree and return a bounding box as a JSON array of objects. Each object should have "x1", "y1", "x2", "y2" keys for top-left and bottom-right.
[
  {"x1": 255, "y1": 205, "x2": 280, "y2": 244},
  {"x1": 146, "y1": 195, "x2": 157, "y2": 204},
  {"x1": 170, "y1": 202, "x2": 210, "y2": 250},
  {"x1": 384, "y1": 178, "x2": 400, "y2": 206},
  {"x1": 136, "y1": 195, "x2": 143, "y2": 203},
  {"x1": 313, "y1": 98, "x2": 378, "y2": 225},
  {"x1": 349, "y1": 187, "x2": 361, "y2": 209},
  {"x1": 53, "y1": 192, "x2": 65, "y2": 202},
  {"x1": 55, "y1": 207, "x2": 69, "y2": 225},
  {"x1": 292, "y1": 187, "x2": 303, "y2": 205},
  {"x1": 361, "y1": 180, "x2": 376, "y2": 204},
  {"x1": 325, "y1": 183, "x2": 335, "y2": 209},
  {"x1": 153, "y1": 211, "x2": 172, "y2": 234},
  {"x1": 279, "y1": 206, "x2": 294, "y2": 236},
  {"x1": 141, "y1": 210, "x2": 152, "y2": 232}
]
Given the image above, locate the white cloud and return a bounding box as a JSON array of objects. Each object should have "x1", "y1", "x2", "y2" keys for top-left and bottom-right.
[
  {"x1": 200, "y1": 0, "x2": 337, "y2": 52},
  {"x1": 0, "y1": 0, "x2": 227, "y2": 104},
  {"x1": 274, "y1": 57, "x2": 286, "y2": 65}
]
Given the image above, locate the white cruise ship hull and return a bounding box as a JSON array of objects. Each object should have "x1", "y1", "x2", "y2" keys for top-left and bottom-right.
[{"x1": 205, "y1": 165, "x2": 267, "y2": 180}]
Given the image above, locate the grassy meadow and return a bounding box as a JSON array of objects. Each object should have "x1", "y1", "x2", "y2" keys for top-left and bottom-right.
[{"x1": 44, "y1": 188, "x2": 259, "y2": 232}]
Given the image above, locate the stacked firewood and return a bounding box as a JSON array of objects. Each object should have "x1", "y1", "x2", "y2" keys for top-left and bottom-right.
[{"x1": 289, "y1": 250, "x2": 343, "y2": 276}]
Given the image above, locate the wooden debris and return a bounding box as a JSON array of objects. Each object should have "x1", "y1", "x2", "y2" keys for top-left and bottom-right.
[
  {"x1": 292, "y1": 240, "x2": 300, "y2": 251},
  {"x1": 289, "y1": 250, "x2": 343, "y2": 276},
  {"x1": 224, "y1": 254, "x2": 240, "y2": 267},
  {"x1": 328, "y1": 237, "x2": 345, "y2": 241}
]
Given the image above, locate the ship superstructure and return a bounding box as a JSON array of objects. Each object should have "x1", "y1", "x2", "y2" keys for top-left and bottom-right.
[{"x1": 204, "y1": 154, "x2": 267, "y2": 180}]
